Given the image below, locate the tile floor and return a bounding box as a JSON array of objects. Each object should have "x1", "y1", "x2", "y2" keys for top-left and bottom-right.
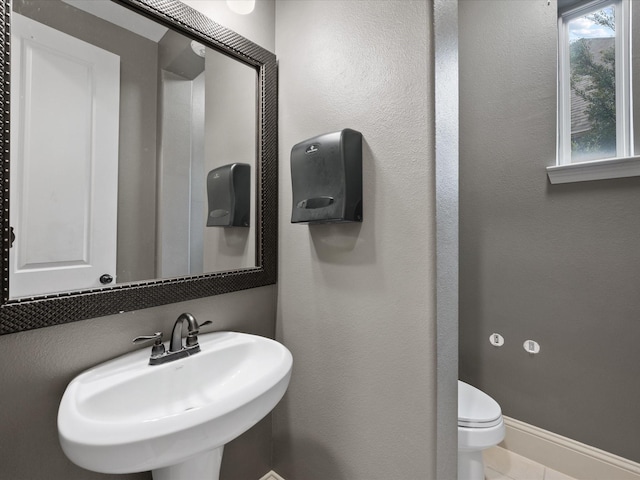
[{"x1": 484, "y1": 446, "x2": 577, "y2": 480}]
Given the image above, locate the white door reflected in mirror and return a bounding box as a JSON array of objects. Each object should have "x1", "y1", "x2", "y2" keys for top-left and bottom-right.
[{"x1": 10, "y1": 13, "x2": 120, "y2": 297}]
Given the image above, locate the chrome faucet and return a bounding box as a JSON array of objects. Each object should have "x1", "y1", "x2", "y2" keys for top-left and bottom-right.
[
  {"x1": 169, "y1": 312, "x2": 211, "y2": 353},
  {"x1": 133, "y1": 312, "x2": 212, "y2": 365}
]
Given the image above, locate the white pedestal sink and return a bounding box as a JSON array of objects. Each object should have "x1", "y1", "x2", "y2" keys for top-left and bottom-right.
[{"x1": 58, "y1": 332, "x2": 292, "y2": 480}]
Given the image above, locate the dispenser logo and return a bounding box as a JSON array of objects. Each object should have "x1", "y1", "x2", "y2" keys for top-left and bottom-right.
[
  {"x1": 305, "y1": 144, "x2": 319, "y2": 154},
  {"x1": 213, "y1": 173, "x2": 220, "y2": 179}
]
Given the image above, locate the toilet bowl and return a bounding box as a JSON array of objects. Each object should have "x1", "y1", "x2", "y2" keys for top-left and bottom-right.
[{"x1": 458, "y1": 380, "x2": 505, "y2": 480}]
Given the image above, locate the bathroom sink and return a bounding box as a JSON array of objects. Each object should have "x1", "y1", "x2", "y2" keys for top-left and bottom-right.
[{"x1": 58, "y1": 331, "x2": 292, "y2": 477}]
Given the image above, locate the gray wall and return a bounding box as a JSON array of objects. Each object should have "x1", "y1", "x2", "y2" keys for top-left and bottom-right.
[
  {"x1": 1, "y1": 2, "x2": 278, "y2": 480},
  {"x1": 459, "y1": 0, "x2": 640, "y2": 463},
  {"x1": 273, "y1": 1, "x2": 439, "y2": 479}
]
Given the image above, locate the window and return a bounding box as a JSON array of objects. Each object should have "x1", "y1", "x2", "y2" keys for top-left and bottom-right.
[{"x1": 549, "y1": 0, "x2": 639, "y2": 183}]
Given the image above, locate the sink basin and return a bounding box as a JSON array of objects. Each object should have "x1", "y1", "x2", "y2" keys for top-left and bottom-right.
[{"x1": 58, "y1": 331, "x2": 292, "y2": 478}]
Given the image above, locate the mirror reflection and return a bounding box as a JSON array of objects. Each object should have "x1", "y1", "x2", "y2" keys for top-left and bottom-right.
[{"x1": 9, "y1": 0, "x2": 257, "y2": 299}]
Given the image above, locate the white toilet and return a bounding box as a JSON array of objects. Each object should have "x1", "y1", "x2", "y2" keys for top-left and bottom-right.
[{"x1": 458, "y1": 380, "x2": 505, "y2": 480}]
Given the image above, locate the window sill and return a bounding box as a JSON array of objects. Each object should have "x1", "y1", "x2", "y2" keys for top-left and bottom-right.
[{"x1": 546, "y1": 156, "x2": 640, "y2": 184}]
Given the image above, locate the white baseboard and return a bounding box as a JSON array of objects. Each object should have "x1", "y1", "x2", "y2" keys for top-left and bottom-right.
[
  {"x1": 258, "y1": 471, "x2": 286, "y2": 480},
  {"x1": 500, "y1": 416, "x2": 640, "y2": 480},
  {"x1": 259, "y1": 417, "x2": 640, "y2": 480}
]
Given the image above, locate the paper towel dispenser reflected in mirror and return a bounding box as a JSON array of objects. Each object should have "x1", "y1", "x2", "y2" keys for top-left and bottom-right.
[
  {"x1": 290, "y1": 129, "x2": 363, "y2": 224},
  {"x1": 206, "y1": 163, "x2": 250, "y2": 227}
]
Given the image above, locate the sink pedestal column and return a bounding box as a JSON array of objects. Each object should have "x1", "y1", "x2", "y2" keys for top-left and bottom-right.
[{"x1": 152, "y1": 447, "x2": 224, "y2": 480}]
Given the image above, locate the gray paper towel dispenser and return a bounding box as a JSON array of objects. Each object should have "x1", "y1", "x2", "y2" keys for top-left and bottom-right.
[
  {"x1": 206, "y1": 163, "x2": 250, "y2": 227},
  {"x1": 290, "y1": 129, "x2": 362, "y2": 224}
]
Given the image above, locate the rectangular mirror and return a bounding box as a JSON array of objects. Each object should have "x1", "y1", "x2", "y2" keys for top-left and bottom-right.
[{"x1": 0, "y1": 0, "x2": 277, "y2": 334}]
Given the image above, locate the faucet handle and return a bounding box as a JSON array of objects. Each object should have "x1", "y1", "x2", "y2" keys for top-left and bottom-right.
[
  {"x1": 133, "y1": 332, "x2": 166, "y2": 357},
  {"x1": 192, "y1": 320, "x2": 213, "y2": 335},
  {"x1": 133, "y1": 332, "x2": 162, "y2": 344},
  {"x1": 186, "y1": 320, "x2": 213, "y2": 347}
]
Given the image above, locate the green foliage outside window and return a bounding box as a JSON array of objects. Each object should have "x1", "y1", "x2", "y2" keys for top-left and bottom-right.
[{"x1": 569, "y1": 12, "x2": 616, "y2": 158}]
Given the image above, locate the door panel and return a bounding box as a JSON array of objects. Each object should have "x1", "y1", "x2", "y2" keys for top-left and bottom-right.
[{"x1": 10, "y1": 13, "x2": 120, "y2": 298}]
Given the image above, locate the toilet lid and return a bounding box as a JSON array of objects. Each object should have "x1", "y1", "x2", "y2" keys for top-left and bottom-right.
[{"x1": 458, "y1": 380, "x2": 502, "y2": 428}]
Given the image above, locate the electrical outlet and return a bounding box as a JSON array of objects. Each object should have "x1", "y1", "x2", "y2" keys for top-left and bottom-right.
[
  {"x1": 489, "y1": 333, "x2": 504, "y2": 347},
  {"x1": 523, "y1": 339, "x2": 540, "y2": 354}
]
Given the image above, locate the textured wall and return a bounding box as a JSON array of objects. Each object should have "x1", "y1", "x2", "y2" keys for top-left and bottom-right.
[
  {"x1": 459, "y1": 0, "x2": 640, "y2": 463},
  {"x1": 273, "y1": 1, "x2": 438, "y2": 479}
]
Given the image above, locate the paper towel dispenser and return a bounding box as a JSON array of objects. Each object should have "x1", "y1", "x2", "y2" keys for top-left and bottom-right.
[
  {"x1": 206, "y1": 163, "x2": 250, "y2": 227},
  {"x1": 290, "y1": 129, "x2": 362, "y2": 224}
]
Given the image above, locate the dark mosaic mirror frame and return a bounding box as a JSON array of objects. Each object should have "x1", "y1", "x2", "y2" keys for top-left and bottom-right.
[{"x1": 0, "y1": 0, "x2": 278, "y2": 335}]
